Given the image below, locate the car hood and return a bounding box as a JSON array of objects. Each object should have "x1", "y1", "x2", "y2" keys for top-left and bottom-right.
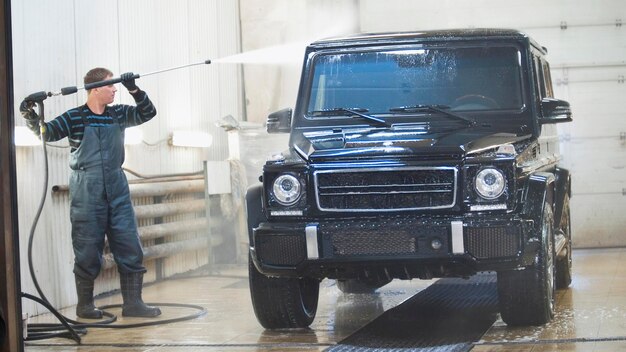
[{"x1": 294, "y1": 127, "x2": 531, "y2": 162}]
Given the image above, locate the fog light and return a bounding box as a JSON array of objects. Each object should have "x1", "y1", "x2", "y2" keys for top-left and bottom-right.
[{"x1": 431, "y1": 238, "x2": 443, "y2": 250}]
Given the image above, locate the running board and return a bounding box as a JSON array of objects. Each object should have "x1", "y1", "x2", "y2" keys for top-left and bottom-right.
[{"x1": 555, "y1": 233, "x2": 567, "y2": 258}]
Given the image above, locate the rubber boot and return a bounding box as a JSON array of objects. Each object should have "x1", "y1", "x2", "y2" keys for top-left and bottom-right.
[
  {"x1": 75, "y1": 275, "x2": 103, "y2": 319},
  {"x1": 120, "y1": 272, "x2": 161, "y2": 317}
]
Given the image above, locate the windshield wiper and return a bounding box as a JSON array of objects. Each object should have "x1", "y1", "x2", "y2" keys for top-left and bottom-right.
[
  {"x1": 389, "y1": 104, "x2": 475, "y2": 126},
  {"x1": 309, "y1": 107, "x2": 390, "y2": 127}
]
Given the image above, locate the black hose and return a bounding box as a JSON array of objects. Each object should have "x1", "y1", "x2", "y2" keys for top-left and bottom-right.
[
  {"x1": 26, "y1": 103, "x2": 51, "y2": 306},
  {"x1": 22, "y1": 101, "x2": 207, "y2": 344},
  {"x1": 79, "y1": 303, "x2": 208, "y2": 329},
  {"x1": 20, "y1": 293, "x2": 82, "y2": 343}
]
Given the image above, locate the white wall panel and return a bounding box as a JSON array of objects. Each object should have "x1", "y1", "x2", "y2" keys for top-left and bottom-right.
[
  {"x1": 11, "y1": 0, "x2": 82, "y2": 317},
  {"x1": 360, "y1": 0, "x2": 626, "y2": 33},
  {"x1": 553, "y1": 79, "x2": 625, "y2": 138},
  {"x1": 553, "y1": 75, "x2": 626, "y2": 248},
  {"x1": 74, "y1": 1, "x2": 120, "y2": 84},
  {"x1": 572, "y1": 194, "x2": 626, "y2": 248},
  {"x1": 532, "y1": 26, "x2": 626, "y2": 66},
  {"x1": 12, "y1": 0, "x2": 243, "y2": 315},
  {"x1": 564, "y1": 138, "x2": 625, "y2": 194}
]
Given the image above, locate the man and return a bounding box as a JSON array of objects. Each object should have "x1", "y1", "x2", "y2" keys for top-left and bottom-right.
[{"x1": 20, "y1": 68, "x2": 161, "y2": 319}]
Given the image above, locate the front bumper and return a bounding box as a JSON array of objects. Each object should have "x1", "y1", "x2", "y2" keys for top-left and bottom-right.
[{"x1": 250, "y1": 214, "x2": 537, "y2": 279}]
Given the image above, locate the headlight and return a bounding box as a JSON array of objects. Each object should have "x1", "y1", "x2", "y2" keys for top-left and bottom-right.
[
  {"x1": 272, "y1": 174, "x2": 302, "y2": 205},
  {"x1": 475, "y1": 168, "x2": 505, "y2": 199}
]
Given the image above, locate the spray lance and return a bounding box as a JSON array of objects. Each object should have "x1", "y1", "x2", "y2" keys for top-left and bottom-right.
[
  {"x1": 24, "y1": 58, "x2": 212, "y2": 136},
  {"x1": 21, "y1": 58, "x2": 212, "y2": 343},
  {"x1": 25, "y1": 58, "x2": 212, "y2": 101}
]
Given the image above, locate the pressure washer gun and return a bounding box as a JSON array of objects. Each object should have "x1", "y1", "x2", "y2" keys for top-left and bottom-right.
[
  {"x1": 23, "y1": 91, "x2": 49, "y2": 136},
  {"x1": 56, "y1": 73, "x2": 141, "y2": 96}
]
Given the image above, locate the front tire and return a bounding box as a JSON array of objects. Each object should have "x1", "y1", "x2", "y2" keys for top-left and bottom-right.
[
  {"x1": 245, "y1": 187, "x2": 319, "y2": 329},
  {"x1": 248, "y1": 255, "x2": 320, "y2": 329},
  {"x1": 498, "y1": 205, "x2": 555, "y2": 326}
]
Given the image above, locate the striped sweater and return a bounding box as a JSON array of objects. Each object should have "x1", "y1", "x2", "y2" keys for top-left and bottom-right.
[{"x1": 27, "y1": 90, "x2": 156, "y2": 151}]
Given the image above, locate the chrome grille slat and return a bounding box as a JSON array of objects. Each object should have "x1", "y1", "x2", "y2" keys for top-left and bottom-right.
[
  {"x1": 314, "y1": 167, "x2": 457, "y2": 212},
  {"x1": 318, "y1": 182, "x2": 453, "y2": 189},
  {"x1": 319, "y1": 190, "x2": 451, "y2": 196}
]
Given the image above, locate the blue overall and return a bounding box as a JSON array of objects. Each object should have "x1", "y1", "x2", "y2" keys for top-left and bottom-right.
[{"x1": 69, "y1": 106, "x2": 145, "y2": 280}]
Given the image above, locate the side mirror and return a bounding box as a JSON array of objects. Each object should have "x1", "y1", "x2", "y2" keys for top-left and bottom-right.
[
  {"x1": 267, "y1": 108, "x2": 292, "y2": 133},
  {"x1": 540, "y1": 98, "x2": 572, "y2": 124}
]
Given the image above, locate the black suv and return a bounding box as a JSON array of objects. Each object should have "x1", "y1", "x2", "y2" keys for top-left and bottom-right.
[{"x1": 246, "y1": 28, "x2": 573, "y2": 328}]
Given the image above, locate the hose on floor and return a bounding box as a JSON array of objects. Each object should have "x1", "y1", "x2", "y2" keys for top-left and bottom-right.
[{"x1": 22, "y1": 101, "x2": 207, "y2": 344}]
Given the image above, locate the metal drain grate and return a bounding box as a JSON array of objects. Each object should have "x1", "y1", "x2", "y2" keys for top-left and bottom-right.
[{"x1": 325, "y1": 273, "x2": 498, "y2": 352}]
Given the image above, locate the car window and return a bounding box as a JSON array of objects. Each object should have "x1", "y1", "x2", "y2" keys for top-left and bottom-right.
[
  {"x1": 307, "y1": 45, "x2": 524, "y2": 116},
  {"x1": 541, "y1": 60, "x2": 554, "y2": 98}
]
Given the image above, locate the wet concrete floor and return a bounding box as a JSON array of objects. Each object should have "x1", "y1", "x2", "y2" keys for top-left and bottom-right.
[{"x1": 24, "y1": 247, "x2": 626, "y2": 351}]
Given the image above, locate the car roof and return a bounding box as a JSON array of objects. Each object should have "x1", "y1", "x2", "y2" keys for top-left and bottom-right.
[{"x1": 309, "y1": 28, "x2": 545, "y2": 53}]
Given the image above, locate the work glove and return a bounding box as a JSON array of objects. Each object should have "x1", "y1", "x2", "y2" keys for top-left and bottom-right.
[
  {"x1": 19, "y1": 99, "x2": 39, "y2": 121},
  {"x1": 120, "y1": 72, "x2": 139, "y2": 92}
]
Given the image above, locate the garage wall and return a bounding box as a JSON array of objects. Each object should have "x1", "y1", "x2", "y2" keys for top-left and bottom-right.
[
  {"x1": 358, "y1": 0, "x2": 626, "y2": 248},
  {"x1": 12, "y1": 0, "x2": 243, "y2": 315}
]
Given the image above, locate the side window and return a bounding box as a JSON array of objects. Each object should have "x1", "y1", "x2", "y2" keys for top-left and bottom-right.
[
  {"x1": 534, "y1": 56, "x2": 547, "y2": 98},
  {"x1": 532, "y1": 55, "x2": 543, "y2": 100},
  {"x1": 541, "y1": 60, "x2": 554, "y2": 98},
  {"x1": 534, "y1": 56, "x2": 554, "y2": 99}
]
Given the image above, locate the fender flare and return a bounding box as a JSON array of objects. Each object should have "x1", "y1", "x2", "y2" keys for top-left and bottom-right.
[
  {"x1": 553, "y1": 167, "x2": 571, "y2": 230},
  {"x1": 245, "y1": 183, "x2": 265, "y2": 244},
  {"x1": 522, "y1": 172, "x2": 555, "y2": 236}
]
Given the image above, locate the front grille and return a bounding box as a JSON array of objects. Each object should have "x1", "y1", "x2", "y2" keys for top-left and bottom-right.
[
  {"x1": 319, "y1": 218, "x2": 447, "y2": 257},
  {"x1": 331, "y1": 231, "x2": 416, "y2": 256},
  {"x1": 465, "y1": 226, "x2": 520, "y2": 259},
  {"x1": 314, "y1": 167, "x2": 457, "y2": 212},
  {"x1": 255, "y1": 234, "x2": 306, "y2": 265}
]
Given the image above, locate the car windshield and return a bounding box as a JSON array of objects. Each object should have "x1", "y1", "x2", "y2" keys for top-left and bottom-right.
[{"x1": 307, "y1": 45, "x2": 524, "y2": 117}]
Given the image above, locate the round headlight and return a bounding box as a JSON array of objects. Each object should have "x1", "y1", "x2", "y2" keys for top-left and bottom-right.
[
  {"x1": 475, "y1": 168, "x2": 506, "y2": 200},
  {"x1": 272, "y1": 174, "x2": 301, "y2": 205}
]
